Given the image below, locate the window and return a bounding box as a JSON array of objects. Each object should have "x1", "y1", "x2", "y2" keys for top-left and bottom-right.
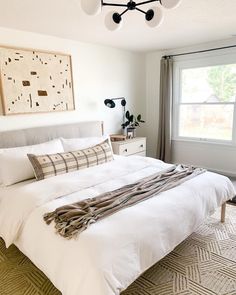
[{"x1": 174, "y1": 57, "x2": 236, "y2": 143}]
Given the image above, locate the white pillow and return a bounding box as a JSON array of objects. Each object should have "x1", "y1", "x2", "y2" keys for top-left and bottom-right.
[
  {"x1": 61, "y1": 135, "x2": 113, "y2": 152},
  {"x1": 0, "y1": 139, "x2": 64, "y2": 186}
]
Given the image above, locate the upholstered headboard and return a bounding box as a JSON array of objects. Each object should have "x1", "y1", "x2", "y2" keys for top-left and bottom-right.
[{"x1": 0, "y1": 121, "x2": 104, "y2": 149}]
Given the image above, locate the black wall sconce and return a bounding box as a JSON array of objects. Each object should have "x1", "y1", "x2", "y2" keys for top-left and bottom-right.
[{"x1": 104, "y1": 97, "x2": 127, "y2": 131}]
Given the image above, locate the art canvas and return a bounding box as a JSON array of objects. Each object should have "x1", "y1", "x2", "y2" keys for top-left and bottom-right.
[{"x1": 0, "y1": 47, "x2": 75, "y2": 115}]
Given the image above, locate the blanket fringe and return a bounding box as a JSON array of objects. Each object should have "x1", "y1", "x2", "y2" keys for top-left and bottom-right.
[{"x1": 44, "y1": 212, "x2": 57, "y2": 225}]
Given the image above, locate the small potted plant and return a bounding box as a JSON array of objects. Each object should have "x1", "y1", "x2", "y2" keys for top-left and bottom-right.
[{"x1": 121, "y1": 111, "x2": 145, "y2": 139}]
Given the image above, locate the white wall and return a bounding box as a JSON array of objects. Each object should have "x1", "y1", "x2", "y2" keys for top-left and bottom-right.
[
  {"x1": 0, "y1": 27, "x2": 146, "y2": 136},
  {"x1": 145, "y1": 38, "x2": 236, "y2": 176}
]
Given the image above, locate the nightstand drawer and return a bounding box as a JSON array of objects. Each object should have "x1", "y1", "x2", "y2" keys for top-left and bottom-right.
[{"x1": 118, "y1": 139, "x2": 146, "y2": 156}]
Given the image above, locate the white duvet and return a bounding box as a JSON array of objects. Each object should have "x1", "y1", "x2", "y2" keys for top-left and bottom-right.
[{"x1": 0, "y1": 156, "x2": 235, "y2": 295}]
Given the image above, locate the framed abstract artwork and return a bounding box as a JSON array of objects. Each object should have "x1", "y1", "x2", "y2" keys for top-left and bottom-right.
[{"x1": 0, "y1": 46, "x2": 75, "y2": 115}]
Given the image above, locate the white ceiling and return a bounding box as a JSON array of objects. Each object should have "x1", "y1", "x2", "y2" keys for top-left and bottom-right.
[{"x1": 0, "y1": 0, "x2": 236, "y2": 52}]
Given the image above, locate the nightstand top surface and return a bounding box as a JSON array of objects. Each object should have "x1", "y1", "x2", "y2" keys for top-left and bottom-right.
[{"x1": 111, "y1": 137, "x2": 146, "y2": 145}]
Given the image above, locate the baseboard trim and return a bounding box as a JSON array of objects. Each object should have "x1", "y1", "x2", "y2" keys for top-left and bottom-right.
[{"x1": 202, "y1": 166, "x2": 236, "y2": 178}]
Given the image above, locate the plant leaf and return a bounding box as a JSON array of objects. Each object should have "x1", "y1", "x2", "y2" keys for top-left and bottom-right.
[{"x1": 126, "y1": 111, "x2": 130, "y2": 120}]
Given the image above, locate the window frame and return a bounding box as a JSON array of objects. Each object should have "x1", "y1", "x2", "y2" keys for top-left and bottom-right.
[{"x1": 173, "y1": 50, "x2": 236, "y2": 146}]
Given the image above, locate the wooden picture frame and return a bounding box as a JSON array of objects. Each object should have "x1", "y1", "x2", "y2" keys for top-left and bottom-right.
[{"x1": 0, "y1": 45, "x2": 75, "y2": 115}]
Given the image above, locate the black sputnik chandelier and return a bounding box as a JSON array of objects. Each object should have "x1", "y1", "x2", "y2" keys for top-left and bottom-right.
[{"x1": 81, "y1": 0, "x2": 181, "y2": 31}]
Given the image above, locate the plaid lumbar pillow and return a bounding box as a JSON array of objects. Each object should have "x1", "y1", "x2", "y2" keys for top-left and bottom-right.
[{"x1": 28, "y1": 139, "x2": 113, "y2": 181}]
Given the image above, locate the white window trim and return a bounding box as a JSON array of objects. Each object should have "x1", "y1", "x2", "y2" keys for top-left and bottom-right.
[{"x1": 172, "y1": 49, "x2": 236, "y2": 146}]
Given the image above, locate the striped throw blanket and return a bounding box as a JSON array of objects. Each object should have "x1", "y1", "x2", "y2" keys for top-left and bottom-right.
[{"x1": 44, "y1": 165, "x2": 205, "y2": 239}]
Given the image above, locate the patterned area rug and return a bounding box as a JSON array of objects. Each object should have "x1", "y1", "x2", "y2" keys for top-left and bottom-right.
[{"x1": 0, "y1": 206, "x2": 236, "y2": 295}]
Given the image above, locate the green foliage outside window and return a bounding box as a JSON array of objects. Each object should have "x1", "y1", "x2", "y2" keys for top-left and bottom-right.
[{"x1": 207, "y1": 65, "x2": 236, "y2": 102}]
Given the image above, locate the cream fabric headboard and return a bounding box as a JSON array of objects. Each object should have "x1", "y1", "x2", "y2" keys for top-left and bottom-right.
[{"x1": 0, "y1": 121, "x2": 104, "y2": 149}]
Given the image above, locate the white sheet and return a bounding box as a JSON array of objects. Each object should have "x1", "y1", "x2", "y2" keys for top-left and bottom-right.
[{"x1": 0, "y1": 156, "x2": 235, "y2": 295}]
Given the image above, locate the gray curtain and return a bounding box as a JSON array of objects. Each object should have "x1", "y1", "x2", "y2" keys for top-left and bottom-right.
[{"x1": 156, "y1": 56, "x2": 173, "y2": 163}]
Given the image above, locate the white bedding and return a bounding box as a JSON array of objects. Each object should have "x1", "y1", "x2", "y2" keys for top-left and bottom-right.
[{"x1": 0, "y1": 156, "x2": 235, "y2": 295}]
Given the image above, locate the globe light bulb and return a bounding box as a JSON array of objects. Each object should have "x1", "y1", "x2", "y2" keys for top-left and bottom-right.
[
  {"x1": 160, "y1": 0, "x2": 182, "y2": 9},
  {"x1": 81, "y1": 0, "x2": 102, "y2": 15},
  {"x1": 105, "y1": 11, "x2": 122, "y2": 31},
  {"x1": 145, "y1": 6, "x2": 164, "y2": 28}
]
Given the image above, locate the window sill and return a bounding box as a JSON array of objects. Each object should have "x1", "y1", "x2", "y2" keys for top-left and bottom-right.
[{"x1": 172, "y1": 137, "x2": 236, "y2": 148}]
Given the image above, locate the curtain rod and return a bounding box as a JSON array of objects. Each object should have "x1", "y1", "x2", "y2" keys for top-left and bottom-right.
[{"x1": 163, "y1": 44, "x2": 236, "y2": 59}]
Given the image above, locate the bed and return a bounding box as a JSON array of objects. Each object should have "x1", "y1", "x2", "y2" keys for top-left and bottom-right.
[{"x1": 0, "y1": 121, "x2": 235, "y2": 295}]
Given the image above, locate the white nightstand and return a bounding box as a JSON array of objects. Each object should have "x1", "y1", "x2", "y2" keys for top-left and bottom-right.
[{"x1": 111, "y1": 137, "x2": 146, "y2": 157}]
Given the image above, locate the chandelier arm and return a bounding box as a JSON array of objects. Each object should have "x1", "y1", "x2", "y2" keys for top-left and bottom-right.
[
  {"x1": 136, "y1": 0, "x2": 159, "y2": 7},
  {"x1": 102, "y1": 2, "x2": 128, "y2": 8},
  {"x1": 135, "y1": 7, "x2": 147, "y2": 14},
  {"x1": 120, "y1": 8, "x2": 129, "y2": 16}
]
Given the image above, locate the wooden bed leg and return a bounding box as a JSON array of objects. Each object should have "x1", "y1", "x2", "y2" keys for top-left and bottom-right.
[{"x1": 221, "y1": 202, "x2": 226, "y2": 223}]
